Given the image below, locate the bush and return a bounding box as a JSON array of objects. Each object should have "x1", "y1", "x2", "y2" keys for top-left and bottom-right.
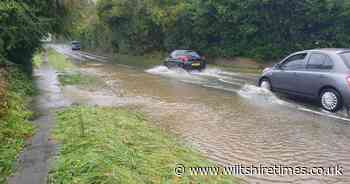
[
  {"x1": 0, "y1": 0, "x2": 75, "y2": 73},
  {"x1": 74, "y1": 0, "x2": 350, "y2": 61},
  {"x1": 0, "y1": 66, "x2": 35, "y2": 183}
]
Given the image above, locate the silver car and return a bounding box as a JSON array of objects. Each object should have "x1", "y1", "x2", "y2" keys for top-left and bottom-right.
[{"x1": 259, "y1": 48, "x2": 350, "y2": 112}]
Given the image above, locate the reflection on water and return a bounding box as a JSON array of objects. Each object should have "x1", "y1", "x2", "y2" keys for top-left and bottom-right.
[{"x1": 55, "y1": 45, "x2": 350, "y2": 184}]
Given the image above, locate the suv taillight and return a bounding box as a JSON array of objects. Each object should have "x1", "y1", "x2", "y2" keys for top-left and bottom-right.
[{"x1": 181, "y1": 57, "x2": 189, "y2": 62}]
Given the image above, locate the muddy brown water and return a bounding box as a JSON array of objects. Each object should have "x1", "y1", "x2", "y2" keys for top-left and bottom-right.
[{"x1": 53, "y1": 44, "x2": 350, "y2": 184}]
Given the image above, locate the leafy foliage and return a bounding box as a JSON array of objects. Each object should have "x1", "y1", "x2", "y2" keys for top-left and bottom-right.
[
  {"x1": 77, "y1": 0, "x2": 350, "y2": 61},
  {"x1": 65, "y1": 0, "x2": 113, "y2": 53},
  {"x1": 0, "y1": 66, "x2": 35, "y2": 183},
  {"x1": 0, "y1": 0, "x2": 77, "y2": 72}
]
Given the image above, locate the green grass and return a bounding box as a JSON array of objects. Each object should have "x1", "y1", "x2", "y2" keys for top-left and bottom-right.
[
  {"x1": 33, "y1": 52, "x2": 44, "y2": 69},
  {"x1": 47, "y1": 49, "x2": 75, "y2": 71},
  {"x1": 49, "y1": 106, "x2": 237, "y2": 184},
  {"x1": 58, "y1": 72, "x2": 105, "y2": 90},
  {"x1": 0, "y1": 67, "x2": 35, "y2": 184}
]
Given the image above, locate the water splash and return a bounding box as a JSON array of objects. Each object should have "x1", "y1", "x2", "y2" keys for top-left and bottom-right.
[
  {"x1": 146, "y1": 66, "x2": 189, "y2": 77},
  {"x1": 191, "y1": 68, "x2": 236, "y2": 79},
  {"x1": 238, "y1": 84, "x2": 286, "y2": 105},
  {"x1": 145, "y1": 66, "x2": 207, "y2": 82}
]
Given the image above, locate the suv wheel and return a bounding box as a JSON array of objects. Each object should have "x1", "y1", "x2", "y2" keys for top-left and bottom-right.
[
  {"x1": 260, "y1": 78, "x2": 272, "y2": 91},
  {"x1": 320, "y1": 88, "x2": 342, "y2": 112}
]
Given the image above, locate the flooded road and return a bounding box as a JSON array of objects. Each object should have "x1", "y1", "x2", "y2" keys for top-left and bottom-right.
[{"x1": 52, "y1": 44, "x2": 350, "y2": 184}]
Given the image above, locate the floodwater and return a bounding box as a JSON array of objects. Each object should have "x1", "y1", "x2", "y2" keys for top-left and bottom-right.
[{"x1": 52, "y1": 44, "x2": 350, "y2": 184}]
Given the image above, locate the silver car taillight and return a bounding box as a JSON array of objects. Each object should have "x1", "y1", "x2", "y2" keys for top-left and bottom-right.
[{"x1": 346, "y1": 76, "x2": 350, "y2": 87}]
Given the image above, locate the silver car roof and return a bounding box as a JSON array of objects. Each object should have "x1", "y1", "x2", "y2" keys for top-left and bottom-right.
[{"x1": 304, "y1": 48, "x2": 350, "y2": 54}]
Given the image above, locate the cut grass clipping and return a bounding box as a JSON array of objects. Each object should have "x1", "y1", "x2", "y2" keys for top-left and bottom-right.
[
  {"x1": 49, "y1": 106, "x2": 236, "y2": 184},
  {"x1": 47, "y1": 49, "x2": 75, "y2": 71}
]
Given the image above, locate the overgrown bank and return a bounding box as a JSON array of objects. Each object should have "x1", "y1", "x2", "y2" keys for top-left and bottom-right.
[
  {"x1": 70, "y1": 0, "x2": 350, "y2": 61},
  {"x1": 49, "y1": 106, "x2": 237, "y2": 184},
  {"x1": 0, "y1": 66, "x2": 37, "y2": 183}
]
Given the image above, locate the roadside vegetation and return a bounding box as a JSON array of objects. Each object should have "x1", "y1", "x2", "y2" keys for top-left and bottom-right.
[
  {"x1": 33, "y1": 52, "x2": 44, "y2": 69},
  {"x1": 47, "y1": 49, "x2": 75, "y2": 72},
  {"x1": 70, "y1": 0, "x2": 350, "y2": 62},
  {"x1": 0, "y1": 1, "x2": 83, "y2": 181},
  {"x1": 0, "y1": 66, "x2": 37, "y2": 183},
  {"x1": 0, "y1": 0, "x2": 78, "y2": 73},
  {"x1": 49, "y1": 106, "x2": 236, "y2": 184}
]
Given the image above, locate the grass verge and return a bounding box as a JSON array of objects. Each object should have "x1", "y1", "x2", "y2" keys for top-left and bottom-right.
[
  {"x1": 47, "y1": 49, "x2": 75, "y2": 71},
  {"x1": 0, "y1": 67, "x2": 36, "y2": 183},
  {"x1": 49, "y1": 106, "x2": 237, "y2": 184},
  {"x1": 33, "y1": 51, "x2": 44, "y2": 69}
]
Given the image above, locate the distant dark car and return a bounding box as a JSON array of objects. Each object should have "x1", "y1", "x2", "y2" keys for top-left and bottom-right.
[
  {"x1": 71, "y1": 41, "x2": 81, "y2": 50},
  {"x1": 259, "y1": 48, "x2": 350, "y2": 112},
  {"x1": 164, "y1": 50, "x2": 206, "y2": 71}
]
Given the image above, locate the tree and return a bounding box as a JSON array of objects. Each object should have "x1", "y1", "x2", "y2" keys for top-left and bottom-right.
[
  {"x1": 0, "y1": 0, "x2": 81, "y2": 72},
  {"x1": 77, "y1": 0, "x2": 350, "y2": 61}
]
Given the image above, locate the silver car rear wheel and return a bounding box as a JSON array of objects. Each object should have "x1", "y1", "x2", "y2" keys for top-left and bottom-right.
[{"x1": 320, "y1": 89, "x2": 342, "y2": 112}]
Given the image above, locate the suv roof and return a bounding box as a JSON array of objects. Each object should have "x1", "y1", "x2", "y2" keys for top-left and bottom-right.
[{"x1": 174, "y1": 50, "x2": 195, "y2": 52}]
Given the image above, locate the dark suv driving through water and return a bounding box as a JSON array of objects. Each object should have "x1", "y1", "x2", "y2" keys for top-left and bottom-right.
[
  {"x1": 164, "y1": 50, "x2": 206, "y2": 71},
  {"x1": 259, "y1": 48, "x2": 350, "y2": 112}
]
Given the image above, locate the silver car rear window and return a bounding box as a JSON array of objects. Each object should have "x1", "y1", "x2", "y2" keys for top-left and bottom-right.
[{"x1": 340, "y1": 52, "x2": 350, "y2": 68}]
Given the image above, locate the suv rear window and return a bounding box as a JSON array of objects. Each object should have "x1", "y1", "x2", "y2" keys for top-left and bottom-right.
[
  {"x1": 172, "y1": 50, "x2": 200, "y2": 58},
  {"x1": 340, "y1": 52, "x2": 350, "y2": 68}
]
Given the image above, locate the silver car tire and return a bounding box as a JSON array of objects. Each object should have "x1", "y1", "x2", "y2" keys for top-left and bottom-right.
[
  {"x1": 320, "y1": 89, "x2": 342, "y2": 112},
  {"x1": 260, "y1": 79, "x2": 272, "y2": 91}
]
